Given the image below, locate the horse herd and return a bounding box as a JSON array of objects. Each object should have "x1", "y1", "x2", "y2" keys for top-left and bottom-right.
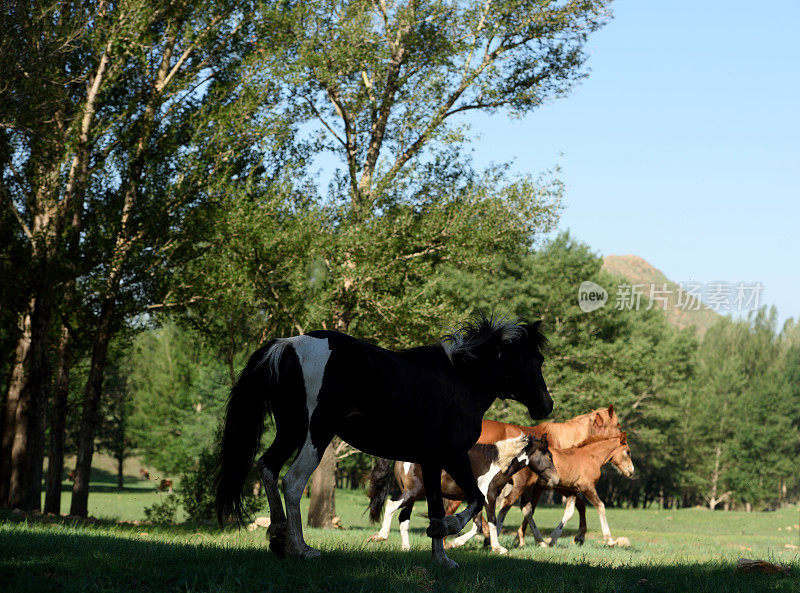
[
  {"x1": 366, "y1": 408, "x2": 632, "y2": 554},
  {"x1": 216, "y1": 316, "x2": 634, "y2": 568}
]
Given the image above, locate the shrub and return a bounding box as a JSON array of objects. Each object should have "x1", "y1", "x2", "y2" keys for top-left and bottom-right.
[
  {"x1": 143, "y1": 494, "x2": 179, "y2": 525},
  {"x1": 179, "y1": 447, "x2": 264, "y2": 523}
]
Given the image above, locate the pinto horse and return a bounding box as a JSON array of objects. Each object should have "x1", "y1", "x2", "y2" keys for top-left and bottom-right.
[
  {"x1": 215, "y1": 317, "x2": 552, "y2": 567},
  {"x1": 366, "y1": 434, "x2": 558, "y2": 550}
]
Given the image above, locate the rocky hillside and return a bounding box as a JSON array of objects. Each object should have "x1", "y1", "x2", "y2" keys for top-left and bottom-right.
[{"x1": 601, "y1": 254, "x2": 719, "y2": 336}]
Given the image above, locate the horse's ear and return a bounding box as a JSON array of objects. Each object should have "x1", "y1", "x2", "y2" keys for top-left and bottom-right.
[
  {"x1": 521, "y1": 320, "x2": 542, "y2": 336},
  {"x1": 620, "y1": 431, "x2": 627, "y2": 445},
  {"x1": 608, "y1": 404, "x2": 615, "y2": 417},
  {"x1": 592, "y1": 412, "x2": 603, "y2": 429},
  {"x1": 540, "y1": 433, "x2": 548, "y2": 447}
]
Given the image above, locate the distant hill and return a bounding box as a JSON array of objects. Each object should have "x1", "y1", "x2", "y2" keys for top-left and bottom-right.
[{"x1": 601, "y1": 254, "x2": 719, "y2": 336}]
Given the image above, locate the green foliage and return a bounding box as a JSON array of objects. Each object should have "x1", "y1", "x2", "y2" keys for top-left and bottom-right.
[
  {"x1": 143, "y1": 494, "x2": 179, "y2": 525},
  {"x1": 126, "y1": 321, "x2": 228, "y2": 476}
]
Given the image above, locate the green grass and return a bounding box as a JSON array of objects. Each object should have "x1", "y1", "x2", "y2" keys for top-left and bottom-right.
[{"x1": 2, "y1": 467, "x2": 799, "y2": 593}]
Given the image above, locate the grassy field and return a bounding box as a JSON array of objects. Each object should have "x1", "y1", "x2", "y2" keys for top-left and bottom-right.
[{"x1": 1, "y1": 462, "x2": 799, "y2": 593}]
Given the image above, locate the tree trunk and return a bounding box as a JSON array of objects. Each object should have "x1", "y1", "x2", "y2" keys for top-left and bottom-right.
[
  {"x1": 7, "y1": 290, "x2": 53, "y2": 511},
  {"x1": 307, "y1": 442, "x2": 337, "y2": 528},
  {"x1": 116, "y1": 454, "x2": 124, "y2": 490},
  {"x1": 44, "y1": 323, "x2": 72, "y2": 514},
  {"x1": 70, "y1": 293, "x2": 118, "y2": 516},
  {"x1": 0, "y1": 308, "x2": 32, "y2": 506}
]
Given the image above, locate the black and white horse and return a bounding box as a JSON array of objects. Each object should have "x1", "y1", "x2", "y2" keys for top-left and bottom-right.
[{"x1": 216, "y1": 316, "x2": 553, "y2": 568}]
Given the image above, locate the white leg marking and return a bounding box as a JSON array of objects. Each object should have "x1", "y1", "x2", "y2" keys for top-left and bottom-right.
[
  {"x1": 597, "y1": 502, "x2": 614, "y2": 544},
  {"x1": 376, "y1": 498, "x2": 403, "y2": 539},
  {"x1": 548, "y1": 496, "x2": 576, "y2": 547},
  {"x1": 400, "y1": 519, "x2": 411, "y2": 550},
  {"x1": 449, "y1": 520, "x2": 478, "y2": 548},
  {"x1": 488, "y1": 520, "x2": 508, "y2": 554},
  {"x1": 280, "y1": 336, "x2": 331, "y2": 557}
]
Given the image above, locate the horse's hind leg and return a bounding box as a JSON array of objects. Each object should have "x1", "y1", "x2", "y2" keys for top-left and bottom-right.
[
  {"x1": 574, "y1": 495, "x2": 587, "y2": 545},
  {"x1": 257, "y1": 402, "x2": 307, "y2": 557},
  {"x1": 548, "y1": 495, "x2": 576, "y2": 547},
  {"x1": 398, "y1": 501, "x2": 414, "y2": 551},
  {"x1": 369, "y1": 494, "x2": 407, "y2": 542},
  {"x1": 521, "y1": 488, "x2": 548, "y2": 547},
  {"x1": 282, "y1": 429, "x2": 333, "y2": 558}
]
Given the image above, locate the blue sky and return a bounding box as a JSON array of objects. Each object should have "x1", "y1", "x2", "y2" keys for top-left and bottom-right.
[{"x1": 464, "y1": 0, "x2": 800, "y2": 325}]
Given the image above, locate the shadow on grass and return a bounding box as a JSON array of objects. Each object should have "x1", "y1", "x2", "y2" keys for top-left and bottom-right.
[{"x1": 1, "y1": 517, "x2": 798, "y2": 593}]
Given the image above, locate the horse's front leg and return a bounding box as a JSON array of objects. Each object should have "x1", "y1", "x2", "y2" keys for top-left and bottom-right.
[
  {"x1": 442, "y1": 452, "x2": 485, "y2": 534},
  {"x1": 584, "y1": 486, "x2": 615, "y2": 545},
  {"x1": 484, "y1": 483, "x2": 508, "y2": 554},
  {"x1": 548, "y1": 495, "x2": 577, "y2": 547},
  {"x1": 421, "y1": 463, "x2": 458, "y2": 568}
]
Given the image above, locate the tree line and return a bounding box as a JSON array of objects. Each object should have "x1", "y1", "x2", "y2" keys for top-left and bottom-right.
[
  {"x1": 2, "y1": 0, "x2": 797, "y2": 525},
  {"x1": 1, "y1": 0, "x2": 609, "y2": 523}
]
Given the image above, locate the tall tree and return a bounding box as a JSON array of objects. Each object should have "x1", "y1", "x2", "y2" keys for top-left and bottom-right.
[{"x1": 258, "y1": 0, "x2": 610, "y2": 526}]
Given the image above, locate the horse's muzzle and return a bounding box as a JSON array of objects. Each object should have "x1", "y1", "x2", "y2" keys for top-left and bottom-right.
[{"x1": 529, "y1": 391, "x2": 554, "y2": 420}]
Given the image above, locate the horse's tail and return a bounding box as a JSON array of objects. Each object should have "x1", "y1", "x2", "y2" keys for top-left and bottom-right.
[
  {"x1": 216, "y1": 342, "x2": 278, "y2": 527},
  {"x1": 367, "y1": 457, "x2": 396, "y2": 523}
]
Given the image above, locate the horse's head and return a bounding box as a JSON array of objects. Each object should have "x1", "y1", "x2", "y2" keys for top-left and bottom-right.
[
  {"x1": 526, "y1": 434, "x2": 559, "y2": 488},
  {"x1": 443, "y1": 316, "x2": 553, "y2": 419},
  {"x1": 500, "y1": 320, "x2": 553, "y2": 419},
  {"x1": 591, "y1": 404, "x2": 623, "y2": 437},
  {"x1": 610, "y1": 432, "x2": 634, "y2": 477}
]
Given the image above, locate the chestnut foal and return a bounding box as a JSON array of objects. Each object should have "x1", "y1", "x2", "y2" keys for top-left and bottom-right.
[
  {"x1": 506, "y1": 432, "x2": 634, "y2": 547},
  {"x1": 446, "y1": 407, "x2": 623, "y2": 552}
]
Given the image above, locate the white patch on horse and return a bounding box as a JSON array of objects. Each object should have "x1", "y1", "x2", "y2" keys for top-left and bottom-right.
[
  {"x1": 276, "y1": 335, "x2": 332, "y2": 556},
  {"x1": 402, "y1": 462, "x2": 411, "y2": 475},
  {"x1": 476, "y1": 435, "x2": 528, "y2": 495}
]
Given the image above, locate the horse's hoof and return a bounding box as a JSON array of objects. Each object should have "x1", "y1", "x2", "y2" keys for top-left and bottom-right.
[
  {"x1": 432, "y1": 555, "x2": 459, "y2": 569},
  {"x1": 548, "y1": 540, "x2": 557, "y2": 548},
  {"x1": 401, "y1": 544, "x2": 411, "y2": 551},
  {"x1": 538, "y1": 541, "x2": 548, "y2": 548},
  {"x1": 367, "y1": 533, "x2": 388, "y2": 543},
  {"x1": 267, "y1": 523, "x2": 288, "y2": 558},
  {"x1": 492, "y1": 546, "x2": 509, "y2": 555},
  {"x1": 443, "y1": 515, "x2": 462, "y2": 535},
  {"x1": 574, "y1": 537, "x2": 585, "y2": 546},
  {"x1": 517, "y1": 539, "x2": 526, "y2": 548},
  {"x1": 300, "y1": 546, "x2": 322, "y2": 559},
  {"x1": 605, "y1": 539, "x2": 616, "y2": 547}
]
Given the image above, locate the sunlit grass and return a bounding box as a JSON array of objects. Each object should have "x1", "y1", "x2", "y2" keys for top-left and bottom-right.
[{"x1": 3, "y1": 472, "x2": 799, "y2": 592}]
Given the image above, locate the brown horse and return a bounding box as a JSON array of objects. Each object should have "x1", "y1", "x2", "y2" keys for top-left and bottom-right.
[
  {"x1": 503, "y1": 432, "x2": 633, "y2": 548},
  {"x1": 476, "y1": 405, "x2": 621, "y2": 448},
  {"x1": 445, "y1": 406, "x2": 622, "y2": 532},
  {"x1": 367, "y1": 435, "x2": 558, "y2": 550}
]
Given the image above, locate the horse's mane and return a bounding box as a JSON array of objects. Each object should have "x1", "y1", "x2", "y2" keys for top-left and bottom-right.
[{"x1": 441, "y1": 314, "x2": 546, "y2": 362}]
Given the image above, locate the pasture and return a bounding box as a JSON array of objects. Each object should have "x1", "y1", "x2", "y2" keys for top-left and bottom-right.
[{"x1": 1, "y1": 466, "x2": 798, "y2": 593}]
